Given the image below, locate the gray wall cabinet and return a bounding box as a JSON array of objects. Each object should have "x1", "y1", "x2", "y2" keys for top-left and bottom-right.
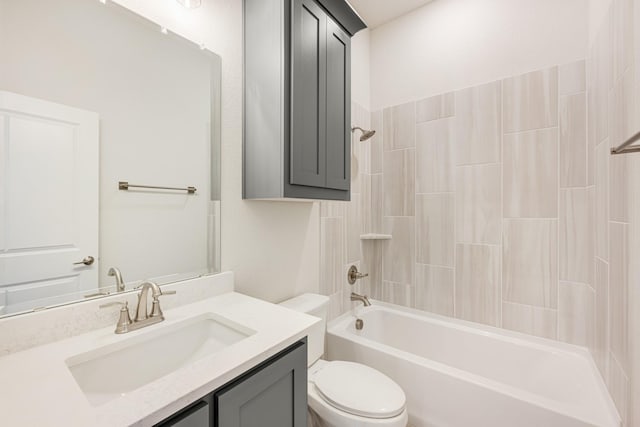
[
  {"x1": 156, "y1": 340, "x2": 308, "y2": 427},
  {"x1": 243, "y1": 0, "x2": 365, "y2": 201}
]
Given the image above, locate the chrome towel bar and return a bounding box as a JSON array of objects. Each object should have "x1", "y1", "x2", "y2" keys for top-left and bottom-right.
[
  {"x1": 118, "y1": 181, "x2": 197, "y2": 194},
  {"x1": 611, "y1": 129, "x2": 640, "y2": 155}
]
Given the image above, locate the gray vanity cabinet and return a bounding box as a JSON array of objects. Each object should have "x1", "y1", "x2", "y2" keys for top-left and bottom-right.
[
  {"x1": 155, "y1": 340, "x2": 307, "y2": 427},
  {"x1": 214, "y1": 339, "x2": 308, "y2": 427},
  {"x1": 243, "y1": 0, "x2": 365, "y2": 201}
]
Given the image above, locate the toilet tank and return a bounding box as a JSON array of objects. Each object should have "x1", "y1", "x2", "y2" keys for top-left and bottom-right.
[{"x1": 279, "y1": 293, "x2": 329, "y2": 366}]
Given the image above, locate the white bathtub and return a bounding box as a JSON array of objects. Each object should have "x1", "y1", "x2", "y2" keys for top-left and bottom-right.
[{"x1": 327, "y1": 302, "x2": 620, "y2": 427}]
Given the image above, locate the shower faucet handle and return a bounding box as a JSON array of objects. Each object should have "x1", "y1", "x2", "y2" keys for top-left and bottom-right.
[{"x1": 347, "y1": 265, "x2": 369, "y2": 285}]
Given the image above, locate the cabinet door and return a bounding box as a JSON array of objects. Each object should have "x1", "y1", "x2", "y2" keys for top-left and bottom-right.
[
  {"x1": 324, "y1": 19, "x2": 351, "y2": 190},
  {"x1": 290, "y1": 0, "x2": 327, "y2": 188},
  {"x1": 156, "y1": 400, "x2": 211, "y2": 427},
  {"x1": 214, "y1": 341, "x2": 307, "y2": 427}
]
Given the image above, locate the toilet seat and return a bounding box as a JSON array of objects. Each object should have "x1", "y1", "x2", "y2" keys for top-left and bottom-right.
[{"x1": 312, "y1": 361, "x2": 406, "y2": 419}]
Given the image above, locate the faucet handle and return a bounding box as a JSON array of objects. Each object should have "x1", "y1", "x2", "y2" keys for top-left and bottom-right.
[
  {"x1": 99, "y1": 301, "x2": 132, "y2": 334},
  {"x1": 149, "y1": 289, "x2": 176, "y2": 318}
]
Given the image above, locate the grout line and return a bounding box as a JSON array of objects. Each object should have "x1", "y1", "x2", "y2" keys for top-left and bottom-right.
[{"x1": 503, "y1": 125, "x2": 560, "y2": 136}]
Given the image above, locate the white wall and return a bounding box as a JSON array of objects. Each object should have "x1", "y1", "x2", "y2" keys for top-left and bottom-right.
[
  {"x1": 351, "y1": 28, "x2": 371, "y2": 109},
  {"x1": 113, "y1": 0, "x2": 320, "y2": 302},
  {"x1": 369, "y1": 0, "x2": 588, "y2": 110}
]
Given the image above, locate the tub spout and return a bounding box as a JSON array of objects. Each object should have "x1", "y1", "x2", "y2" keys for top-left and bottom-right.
[{"x1": 350, "y1": 292, "x2": 371, "y2": 307}]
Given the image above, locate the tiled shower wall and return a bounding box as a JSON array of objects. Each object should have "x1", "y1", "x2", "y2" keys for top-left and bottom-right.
[
  {"x1": 589, "y1": 0, "x2": 639, "y2": 424},
  {"x1": 320, "y1": 0, "x2": 640, "y2": 422}
]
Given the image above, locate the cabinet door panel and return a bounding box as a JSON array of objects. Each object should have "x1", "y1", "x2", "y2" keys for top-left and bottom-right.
[
  {"x1": 291, "y1": 0, "x2": 327, "y2": 188},
  {"x1": 215, "y1": 341, "x2": 307, "y2": 427},
  {"x1": 157, "y1": 400, "x2": 210, "y2": 427},
  {"x1": 325, "y1": 19, "x2": 350, "y2": 190}
]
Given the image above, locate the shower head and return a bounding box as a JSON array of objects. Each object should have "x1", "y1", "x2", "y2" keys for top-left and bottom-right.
[{"x1": 351, "y1": 126, "x2": 376, "y2": 142}]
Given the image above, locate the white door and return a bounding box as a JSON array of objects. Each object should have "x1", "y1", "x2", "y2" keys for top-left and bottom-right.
[{"x1": 0, "y1": 91, "x2": 99, "y2": 314}]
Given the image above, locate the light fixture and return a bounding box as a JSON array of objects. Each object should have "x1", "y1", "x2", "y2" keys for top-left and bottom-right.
[{"x1": 176, "y1": 0, "x2": 202, "y2": 9}]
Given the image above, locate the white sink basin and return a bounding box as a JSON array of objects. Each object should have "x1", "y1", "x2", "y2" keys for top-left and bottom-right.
[{"x1": 66, "y1": 313, "x2": 255, "y2": 406}]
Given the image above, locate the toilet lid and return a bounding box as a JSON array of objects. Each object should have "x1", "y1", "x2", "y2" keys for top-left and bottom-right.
[{"x1": 313, "y1": 361, "x2": 406, "y2": 419}]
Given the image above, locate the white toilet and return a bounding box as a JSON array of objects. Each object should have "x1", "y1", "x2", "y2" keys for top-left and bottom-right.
[{"x1": 280, "y1": 294, "x2": 408, "y2": 427}]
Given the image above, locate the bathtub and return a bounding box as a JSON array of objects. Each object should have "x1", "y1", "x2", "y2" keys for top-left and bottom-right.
[{"x1": 326, "y1": 302, "x2": 620, "y2": 427}]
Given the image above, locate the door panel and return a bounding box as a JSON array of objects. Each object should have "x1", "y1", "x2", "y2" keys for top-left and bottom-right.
[
  {"x1": 215, "y1": 341, "x2": 307, "y2": 427},
  {"x1": 325, "y1": 19, "x2": 350, "y2": 190},
  {"x1": 0, "y1": 91, "x2": 99, "y2": 313},
  {"x1": 290, "y1": 0, "x2": 327, "y2": 188}
]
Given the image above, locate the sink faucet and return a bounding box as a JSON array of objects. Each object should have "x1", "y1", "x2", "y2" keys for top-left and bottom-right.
[
  {"x1": 350, "y1": 292, "x2": 371, "y2": 307},
  {"x1": 108, "y1": 267, "x2": 126, "y2": 292},
  {"x1": 135, "y1": 281, "x2": 167, "y2": 321},
  {"x1": 100, "y1": 281, "x2": 175, "y2": 334}
]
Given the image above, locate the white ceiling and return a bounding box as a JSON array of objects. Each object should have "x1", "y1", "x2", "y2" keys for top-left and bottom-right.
[{"x1": 348, "y1": 0, "x2": 435, "y2": 29}]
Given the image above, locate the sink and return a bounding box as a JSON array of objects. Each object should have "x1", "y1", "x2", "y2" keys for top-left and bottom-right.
[{"x1": 66, "y1": 313, "x2": 255, "y2": 406}]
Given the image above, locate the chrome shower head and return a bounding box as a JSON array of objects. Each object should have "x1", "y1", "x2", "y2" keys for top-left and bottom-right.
[{"x1": 351, "y1": 126, "x2": 376, "y2": 142}]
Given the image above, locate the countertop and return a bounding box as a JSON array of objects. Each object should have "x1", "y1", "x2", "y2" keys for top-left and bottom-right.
[{"x1": 0, "y1": 291, "x2": 320, "y2": 426}]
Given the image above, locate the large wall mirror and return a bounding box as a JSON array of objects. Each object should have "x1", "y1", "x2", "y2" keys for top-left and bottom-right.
[{"x1": 0, "y1": 0, "x2": 221, "y2": 317}]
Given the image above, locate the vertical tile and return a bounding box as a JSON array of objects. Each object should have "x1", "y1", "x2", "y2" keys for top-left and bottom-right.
[
  {"x1": 503, "y1": 128, "x2": 558, "y2": 218},
  {"x1": 346, "y1": 193, "x2": 361, "y2": 263},
  {"x1": 416, "y1": 194, "x2": 454, "y2": 266},
  {"x1": 503, "y1": 67, "x2": 558, "y2": 133},
  {"x1": 320, "y1": 217, "x2": 344, "y2": 296},
  {"x1": 383, "y1": 217, "x2": 415, "y2": 285},
  {"x1": 558, "y1": 60, "x2": 586, "y2": 96},
  {"x1": 593, "y1": 9, "x2": 613, "y2": 146},
  {"x1": 383, "y1": 102, "x2": 416, "y2": 151},
  {"x1": 503, "y1": 219, "x2": 558, "y2": 309},
  {"x1": 587, "y1": 54, "x2": 597, "y2": 186},
  {"x1": 558, "y1": 282, "x2": 596, "y2": 349},
  {"x1": 416, "y1": 118, "x2": 455, "y2": 193},
  {"x1": 612, "y1": 0, "x2": 633, "y2": 81},
  {"x1": 327, "y1": 291, "x2": 344, "y2": 321},
  {"x1": 351, "y1": 135, "x2": 362, "y2": 194},
  {"x1": 376, "y1": 281, "x2": 414, "y2": 307},
  {"x1": 502, "y1": 302, "x2": 557, "y2": 340},
  {"x1": 609, "y1": 68, "x2": 635, "y2": 152},
  {"x1": 416, "y1": 92, "x2": 455, "y2": 123},
  {"x1": 456, "y1": 164, "x2": 501, "y2": 244},
  {"x1": 415, "y1": 264, "x2": 454, "y2": 316},
  {"x1": 610, "y1": 153, "x2": 629, "y2": 222},
  {"x1": 370, "y1": 174, "x2": 383, "y2": 233},
  {"x1": 609, "y1": 352, "x2": 630, "y2": 426},
  {"x1": 370, "y1": 110, "x2": 383, "y2": 174},
  {"x1": 609, "y1": 222, "x2": 628, "y2": 372},
  {"x1": 595, "y1": 258, "x2": 610, "y2": 375},
  {"x1": 559, "y1": 189, "x2": 593, "y2": 284},
  {"x1": 383, "y1": 149, "x2": 415, "y2": 216},
  {"x1": 455, "y1": 244, "x2": 501, "y2": 326},
  {"x1": 361, "y1": 175, "x2": 372, "y2": 234},
  {"x1": 559, "y1": 93, "x2": 587, "y2": 188},
  {"x1": 320, "y1": 200, "x2": 346, "y2": 218},
  {"x1": 596, "y1": 142, "x2": 610, "y2": 260},
  {"x1": 362, "y1": 240, "x2": 383, "y2": 294},
  {"x1": 454, "y1": 80, "x2": 502, "y2": 165}
]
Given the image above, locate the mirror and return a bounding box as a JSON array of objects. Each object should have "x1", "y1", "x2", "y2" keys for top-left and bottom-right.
[{"x1": 0, "y1": 0, "x2": 221, "y2": 317}]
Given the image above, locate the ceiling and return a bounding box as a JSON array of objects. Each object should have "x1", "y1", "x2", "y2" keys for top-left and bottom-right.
[{"x1": 347, "y1": 0, "x2": 435, "y2": 29}]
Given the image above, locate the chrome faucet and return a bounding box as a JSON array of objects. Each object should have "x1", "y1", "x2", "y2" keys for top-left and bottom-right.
[
  {"x1": 350, "y1": 292, "x2": 371, "y2": 307},
  {"x1": 108, "y1": 267, "x2": 126, "y2": 292},
  {"x1": 99, "y1": 280, "x2": 175, "y2": 334}
]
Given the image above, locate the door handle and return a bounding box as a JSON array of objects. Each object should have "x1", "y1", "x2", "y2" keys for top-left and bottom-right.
[{"x1": 73, "y1": 256, "x2": 95, "y2": 266}]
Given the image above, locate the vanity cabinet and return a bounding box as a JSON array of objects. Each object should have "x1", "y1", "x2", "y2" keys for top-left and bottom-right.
[
  {"x1": 243, "y1": 0, "x2": 366, "y2": 201},
  {"x1": 156, "y1": 340, "x2": 308, "y2": 427}
]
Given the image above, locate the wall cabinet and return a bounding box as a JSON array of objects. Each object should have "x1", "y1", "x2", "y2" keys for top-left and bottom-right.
[
  {"x1": 156, "y1": 340, "x2": 308, "y2": 427},
  {"x1": 243, "y1": 0, "x2": 366, "y2": 201}
]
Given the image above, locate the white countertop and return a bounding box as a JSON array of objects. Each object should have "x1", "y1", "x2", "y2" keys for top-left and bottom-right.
[{"x1": 0, "y1": 291, "x2": 320, "y2": 426}]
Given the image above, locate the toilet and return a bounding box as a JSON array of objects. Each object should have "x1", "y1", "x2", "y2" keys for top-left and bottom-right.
[{"x1": 280, "y1": 294, "x2": 408, "y2": 427}]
